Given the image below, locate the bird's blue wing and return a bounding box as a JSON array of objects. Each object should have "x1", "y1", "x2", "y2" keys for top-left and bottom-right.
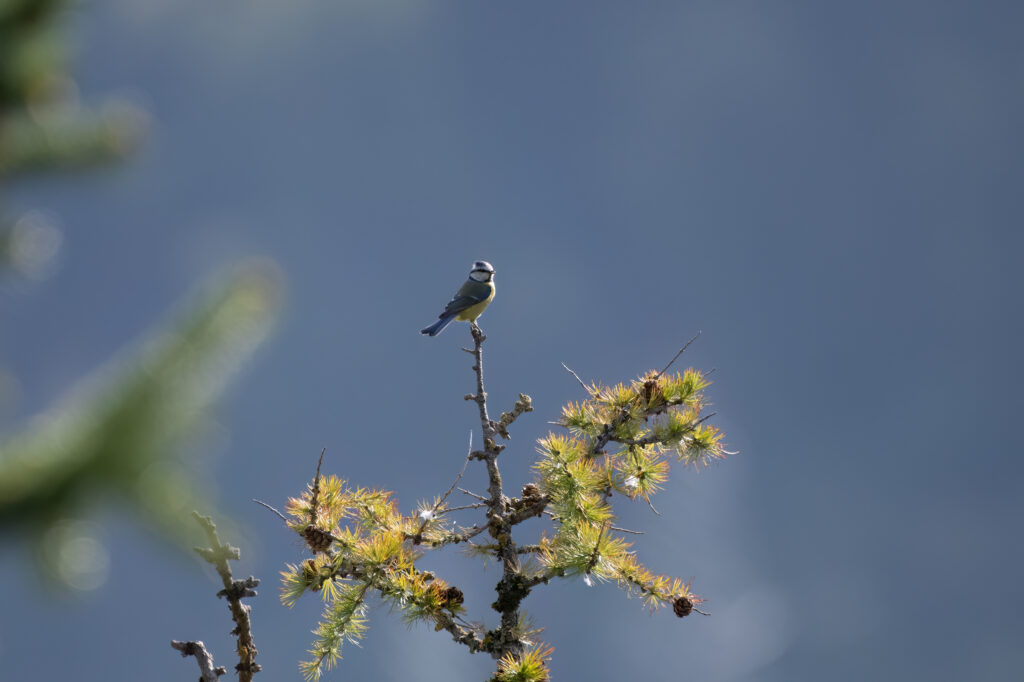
[{"x1": 438, "y1": 280, "x2": 491, "y2": 317}]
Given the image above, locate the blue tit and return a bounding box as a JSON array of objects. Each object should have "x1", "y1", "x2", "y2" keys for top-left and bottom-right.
[{"x1": 420, "y1": 260, "x2": 496, "y2": 336}]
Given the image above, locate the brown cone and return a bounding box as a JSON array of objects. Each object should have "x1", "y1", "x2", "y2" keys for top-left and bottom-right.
[
  {"x1": 443, "y1": 586, "x2": 465, "y2": 607},
  {"x1": 673, "y1": 595, "x2": 694, "y2": 618},
  {"x1": 303, "y1": 525, "x2": 333, "y2": 553}
]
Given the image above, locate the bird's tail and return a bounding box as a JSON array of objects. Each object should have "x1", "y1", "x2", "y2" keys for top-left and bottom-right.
[{"x1": 420, "y1": 314, "x2": 457, "y2": 336}]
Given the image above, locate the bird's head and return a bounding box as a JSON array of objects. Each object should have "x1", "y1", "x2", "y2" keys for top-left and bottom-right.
[{"x1": 469, "y1": 260, "x2": 495, "y2": 282}]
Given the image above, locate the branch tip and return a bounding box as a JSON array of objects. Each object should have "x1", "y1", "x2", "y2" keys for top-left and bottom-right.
[
  {"x1": 561, "y1": 362, "x2": 590, "y2": 393},
  {"x1": 252, "y1": 498, "x2": 289, "y2": 523},
  {"x1": 657, "y1": 332, "x2": 701, "y2": 378}
]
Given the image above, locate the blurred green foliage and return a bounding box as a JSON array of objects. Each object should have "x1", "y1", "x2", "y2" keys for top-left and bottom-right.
[
  {"x1": 0, "y1": 0, "x2": 144, "y2": 178},
  {"x1": 0, "y1": 0, "x2": 281, "y2": 586},
  {"x1": 1, "y1": 0, "x2": 145, "y2": 276},
  {"x1": 0, "y1": 264, "x2": 280, "y2": 537}
]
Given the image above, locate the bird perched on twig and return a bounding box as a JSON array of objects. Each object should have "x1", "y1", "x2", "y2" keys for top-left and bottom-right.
[{"x1": 420, "y1": 261, "x2": 496, "y2": 336}]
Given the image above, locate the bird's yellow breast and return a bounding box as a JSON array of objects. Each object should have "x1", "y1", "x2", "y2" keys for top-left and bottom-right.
[{"x1": 455, "y1": 282, "x2": 495, "y2": 322}]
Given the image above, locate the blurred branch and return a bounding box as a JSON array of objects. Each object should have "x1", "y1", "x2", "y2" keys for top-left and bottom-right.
[
  {"x1": 0, "y1": 262, "x2": 280, "y2": 554},
  {"x1": 0, "y1": 0, "x2": 144, "y2": 177},
  {"x1": 1, "y1": 0, "x2": 147, "y2": 275},
  {"x1": 0, "y1": 100, "x2": 146, "y2": 177}
]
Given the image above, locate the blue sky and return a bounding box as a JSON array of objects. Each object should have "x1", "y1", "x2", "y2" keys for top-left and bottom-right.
[{"x1": 2, "y1": 1, "x2": 1022, "y2": 680}]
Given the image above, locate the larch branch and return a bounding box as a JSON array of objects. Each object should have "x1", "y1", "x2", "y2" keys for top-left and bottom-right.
[
  {"x1": 192, "y1": 512, "x2": 262, "y2": 681},
  {"x1": 171, "y1": 640, "x2": 226, "y2": 682}
]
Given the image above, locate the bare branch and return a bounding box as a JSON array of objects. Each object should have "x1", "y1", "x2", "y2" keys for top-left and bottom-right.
[
  {"x1": 656, "y1": 331, "x2": 701, "y2": 378},
  {"x1": 464, "y1": 322, "x2": 533, "y2": 659},
  {"x1": 458, "y1": 487, "x2": 488, "y2": 502},
  {"x1": 440, "y1": 433, "x2": 473, "y2": 505},
  {"x1": 440, "y1": 502, "x2": 490, "y2": 514},
  {"x1": 561, "y1": 362, "x2": 590, "y2": 393},
  {"x1": 192, "y1": 512, "x2": 261, "y2": 681},
  {"x1": 252, "y1": 498, "x2": 288, "y2": 523},
  {"x1": 171, "y1": 640, "x2": 226, "y2": 682},
  {"x1": 495, "y1": 394, "x2": 534, "y2": 439},
  {"x1": 410, "y1": 434, "x2": 474, "y2": 543},
  {"x1": 315, "y1": 447, "x2": 326, "y2": 484},
  {"x1": 466, "y1": 324, "x2": 505, "y2": 511}
]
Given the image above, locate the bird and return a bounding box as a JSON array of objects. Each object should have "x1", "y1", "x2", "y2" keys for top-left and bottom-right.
[{"x1": 420, "y1": 260, "x2": 496, "y2": 336}]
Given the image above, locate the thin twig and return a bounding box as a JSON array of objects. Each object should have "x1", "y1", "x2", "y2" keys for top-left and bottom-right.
[
  {"x1": 252, "y1": 498, "x2": 289, "y2": 523},
  {"x1": 453, "y1": 614, "x2": 476, "y2": 628},
  {"x1": 439, "y1": 502, "x2": 490, "y2": 514},
  {"x1": 561, "y1": 362, "x2": 590, "y2": 393},
  {"x1": 315, "y1": 447, "x2": 326, "y2": 483},
  {"x1": 440, "y1": 432, "x2": 473, "y2": 504},
  {"x1": 539, "y1": 509, "x2": 643, "y2": 535},
  {"x1": 656, "y1": 332, "x2": 701, "y2": 378},
  {"x1": 644, "y1": 498, "x2": 661, "y2": 516},
  {"x1": 458, "y1": 487, "x2": 488, "y2": 502},
  {"x1": 412, "y1": 433, "x2": 474, "y2": 541}
]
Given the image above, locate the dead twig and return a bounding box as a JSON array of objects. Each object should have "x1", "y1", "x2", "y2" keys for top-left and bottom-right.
[
  {"x1": 411, "y1": 433, "x2": 474, "y2": 542},
  {"x1": 191, "y1": 512, "x2": 262, "y2": 681},
  {"x1": 458, "y1": 487, "x2": 489, "y2": 502},
  {"x1": 171, "y1": 640, "x2": 226, "y2": 682},
  {"x1": 561, "y1": 362, "x2": 591, "y2": 393},
  {"x1": 252, "y1": 498, "x2": 288, "y2": 523},
  {"x1": 656, "y1": 331, "x2": 701, "y2": 378}
]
